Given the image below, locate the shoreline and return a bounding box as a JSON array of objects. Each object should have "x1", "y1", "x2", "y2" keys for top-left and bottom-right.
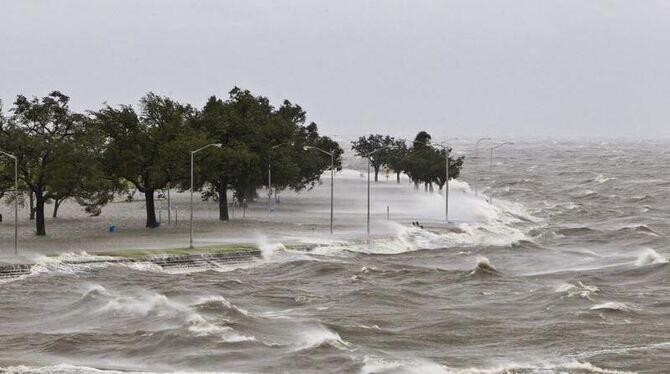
[{"x1": 0, "y1": 244, "x2": 266, "y2": 279}]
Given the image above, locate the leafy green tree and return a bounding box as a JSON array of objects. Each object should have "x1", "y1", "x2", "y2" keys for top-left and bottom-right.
[
  {"x1": 386, "y1": 140, "x2": 409, "y2": 183},
  {"x1": 192, "y1": 89, "x2": 343, "y2": 221},
  {"x1": 93, "y1": 93, "x2": 198, "y2": 228},
  {"x1": 404, "y1": 131, "x2": 464, "y2": 191},
  {"x1": 0, "y1": 92, "x2": 108, "y2": 235},
  {"x1": 0, "y1": 101, "x2": 10, "y2": 199},
  {"x1": 351, "y1": 134, "x2": 396, "y2": 182}
]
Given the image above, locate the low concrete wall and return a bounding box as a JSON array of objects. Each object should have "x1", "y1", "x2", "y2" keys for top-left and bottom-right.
[{"x1": 0, "y1": 250, "x2": 262, "y2": 280}]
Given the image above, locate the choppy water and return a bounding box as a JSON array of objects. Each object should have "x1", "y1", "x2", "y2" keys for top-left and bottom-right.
[{"x1": 1, "y1": 139, "x2": 670, "y2": 373}]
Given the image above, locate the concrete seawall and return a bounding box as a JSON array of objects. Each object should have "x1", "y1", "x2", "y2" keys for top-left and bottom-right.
[{"x1": 0, "y1": 250, "x2": 262, "y2": 279}]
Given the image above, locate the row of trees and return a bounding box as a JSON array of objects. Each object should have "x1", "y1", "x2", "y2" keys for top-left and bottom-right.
[
  {"x1": 351, "y1": 131, "x2": 464, "y2": 190},
  {"x1": 0, "y1": 89, "x2": 342, "y2": 235}
]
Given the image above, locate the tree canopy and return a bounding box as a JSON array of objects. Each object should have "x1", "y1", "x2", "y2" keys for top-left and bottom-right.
[
  {"x1": 353, "y1": 131, "x2": 464, "y2": 189},
  {"x1": 92, "y1": 93, "x2": 199, "y2": 228},
  {"x1": 0, "y1": 92, "x2": 110, "y2": 235},
  {"x1": 351, "y1": 134, "x2": 396, "y2": 182},
  {"x1": 0, "y1": 89, "x2": 458, "y2": 238},
  {"x1": 192, "y1": 88, "x2": 343, "y2": 220}
]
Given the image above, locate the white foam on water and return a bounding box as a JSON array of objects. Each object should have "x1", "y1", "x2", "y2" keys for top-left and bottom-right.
[
  {"x1": 255, "y1": 233, "x2": 286, "y2": 260},
  {"x1": 186, "y1": 314, "x2": 255, "y2": 343},
  {"x1": 80, "y1": 283, "x2": 113, "y2": 299},
  {"x1": 634, "y1": 248, "x2": 668, "y2": 266},
  {"x1": 555, "y1": 282, "x2": 600, "y2": 300},
  {"x1": 590, "y1": 301, "x2": 640, "y2": 313},
  {"x1": 361, "y1": 356, "x2": 449, "y2": 374},
  {"x1": 96, "y1": 289, "x2": 183, "y2": 317},
  {"x1": 0, "y1": 363, "x2": 242, "y2": 374},
  {"x1": 574, "y1": 341, "x2": 670, "y2": 359},
  {"x1": 292, "y1": 324, "x2": 351, "y2": 351},
  {"x1": 310, "y1": 203, "x2": 535, "y2": 255},
  {"x1": 193, "y1": 295, "x2": 255, "y2": 318},
  {"x1": 448, "y1": 359, "x2": 635, "y2": 374},
  {"x1": 594, "y1": 174, "x2": 616, "y2": 184},
  {"x1": 469, "y1": 256, "x2": 498, "y2": 276},
  {"x1": 360, "y1": 356, "x2": 634, "y2": 374},
  {"x1": 28, "y1": 251, "x2": 118, "y2": 277}
]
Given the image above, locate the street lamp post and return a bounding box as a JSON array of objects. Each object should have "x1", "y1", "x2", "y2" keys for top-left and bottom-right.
[
  {"x1": 268, "y1": 142, "x2": 293, "y2": 213},
  {"x1": 363, "y1": 146, "x2": 392, "y2": 236},
  {"x1": 410, "y1": 139, "x2": 457, "y2": 223},
  {"x1": 488, "y1": 142, "x2": 513, "y2": 204},
  {"x1": 0, "y1": 150, "x2": 18, "y2": 255},
  {"x1": 304, "y1": 145, "x2": 335, "y2": 234},
  {"x1": 190, "y1": 143, "x2": 222, "y2": 249},
  {"x1": 474, "y1": 137, "x2": 491, "y2": 197}
]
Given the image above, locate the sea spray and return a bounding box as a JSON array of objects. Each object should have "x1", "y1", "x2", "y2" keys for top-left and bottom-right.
[
  {"x1": 634, "y1": 248, "x2": 668, "y2": 267},
  {"x1": 292, "y1": 324, "x2": 351, "y2": 351}
]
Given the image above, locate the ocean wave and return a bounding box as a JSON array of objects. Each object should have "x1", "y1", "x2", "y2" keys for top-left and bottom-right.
[
  {"x1": 360, "y1": 356, "x2": 634, "y2": 374},
  {"x1": 292, "y1": 325, "x2": 351, "y2": 351},
  {"x1": 0, "y1": 364, "x2": 242, "y2": 374},
  {"x1": 469, "y1": 256, "x2": 499, "y2": 276},
  {"x1": 556, "y1": 281, "x2": 599, "y2": 300},
  {"x1": 312, "y1": 217, "x2": 534, "y2": 257},
  {"x1": 361, "y1": 356, "x2": 448, "y2": 374},
  {"x1": 186, "y1": 314, "x2": 255, "y2": 342},
  {"x1": 590, "y1": 301, "x2": 641, "y2": 313},
  {"x1": 556, "y1": 226, "x2": 597, "y2": 236},
  {"x1": 26, "y1": 251, "x2": 119, "y2": 278},
  {"x1": 96, "y1": 290, "x2": 183, "y2": 317},
  {"x1": 192, "y1": 295, "x2": 255, "y2": 319},
  {"x1": 573, "y1": 189, "x2": 598, "y2": 199},
  {"x1": 615, "y1": 224, "x2": 659, "y2": 236},
  {"x1": 634, "y1": 248, "x2": 668, "y2": 267}
]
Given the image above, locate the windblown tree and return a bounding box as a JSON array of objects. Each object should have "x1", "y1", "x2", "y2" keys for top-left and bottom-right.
[
  {"x1": 93, "y1": 93, "x2": 198, "y2": 228},
  {"x1": 0, "y1": 101, "x2": 9, "y2": 199},
  {"x1": 193, "y1": 88, "x2": 343, "y2": 221},
  {"x1": 386, "y1": 140, "x2": 409, "y2": 183},
  {"x1": 0, "y1": 92, "x2": 110, "y2": 235},
  {"x1": 404, "y1": 131, "x2": 464, "y2": 192},
  {"x1": 351, "y1": 134, "x2": 396, "y2": 182}
]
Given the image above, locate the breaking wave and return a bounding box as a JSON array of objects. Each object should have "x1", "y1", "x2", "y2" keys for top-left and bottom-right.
[
  {"x1": 590, "y1": 302, "x2": 641, "y2": 313},
  {"x1": 469, "y1": 256, "x2": 499, "y2": 276},
  {"x1": 634, "y1": 248, "x2": 668, "y2": 267},
  {"x1": 292, "y1": 325, "x2": 351, "y2": 351}
]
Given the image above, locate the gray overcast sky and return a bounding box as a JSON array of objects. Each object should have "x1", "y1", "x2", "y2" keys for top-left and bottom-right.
[{"x1": 1, "y1": 0, "x2": 669, "y2": 139}]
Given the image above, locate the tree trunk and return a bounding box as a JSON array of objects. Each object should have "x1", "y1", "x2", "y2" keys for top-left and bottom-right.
[
  {"x1": 35, "y1": 190, "x2": 46, "y2": 236},
  {"x1": 374, "y1": 167, "x2": 380, "y2": 182},
  {"x1": 396, "y1": 172, "x2": 401, "y2": 183},
  {"x1": 250, "y1": 180, "x2": 259, "y2": 201},
  {"x1": 144, "y1": 189, "x2": 159, "y2": 228},
  {"x1": 53, "y1": 198, "x2": 63, "y2": 218},
  {"x1": 218, "y1": 177, "x2": 229, "y2": 221},
  {"x1": 29, "y1": 191, "x2": 35, "y2": 220},
  {"x1": 243, "y1": 182, "x2": 258, "y2": 202}
]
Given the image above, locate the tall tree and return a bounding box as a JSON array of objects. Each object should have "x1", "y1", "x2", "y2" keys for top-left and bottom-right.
[
  {"x1": 386, "y1": 140, "x2": 409, "y2": 183},
  {"x1": 0, "y1": 92, "x2": 107, "y2": 235},
  {"x1": 404, "y1": 131, "x2": 464, "y2": 192},
  {"x1": 351, "y1": 134, "x2": 396, "y2": 181},
  {"x1": 0, "y1": 101, "x2": 9, "y2": 199},
  {"x1": 192, "y1": 89, "x2": 343, "y2": 221},
  {"x1": 93, "y1": 93, "x2": 197, "y2": 228}
]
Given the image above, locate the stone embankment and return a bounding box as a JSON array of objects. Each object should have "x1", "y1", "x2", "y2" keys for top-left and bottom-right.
[{"x1": 0, "y1": 250, "x2": 262, "y2": 280}]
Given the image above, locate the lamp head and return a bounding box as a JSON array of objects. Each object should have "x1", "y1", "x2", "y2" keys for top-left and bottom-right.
[
  {"x1": 303, "y1": 146, "x2": 312, "y2": 151},
  {"x1": 214, "y1": 143, "x2": 223, "y2": 148}
]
